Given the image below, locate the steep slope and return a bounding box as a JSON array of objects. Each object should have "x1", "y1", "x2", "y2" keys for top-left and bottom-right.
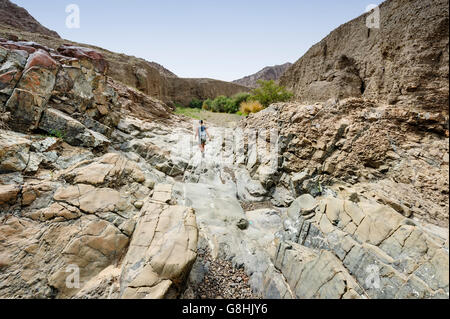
[
  {"x1": 0, "y1": 0, "x2": 60, "y2": 38},
  {"x1": 233, "y1": 62, "x2": 292, "y2": 88},
  {"x1": 280, "y1": 0, "x2": 449, "y2": 113},
  {"x1": 0, "y1": 25, "x2": 248, "y2": 107}
]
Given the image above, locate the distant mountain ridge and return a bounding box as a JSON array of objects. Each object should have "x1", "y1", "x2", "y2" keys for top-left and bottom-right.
[
  {"x1": 0, "y1": 0, "x2": 60, "y2": 38},
  {"x1": 233, "y1": 62, "x2": 292, "y2": 88}
]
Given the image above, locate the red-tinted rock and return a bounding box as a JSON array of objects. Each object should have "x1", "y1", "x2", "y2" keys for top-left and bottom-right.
[
  {"x1": 16, "y1": 41, "x2": 50, "y2": 52},
  {"x1": 24, "y1": 49, "x2": 59, "y2": 72},
  {"x1": 0, "y1": 49, "x2": 27, "y2": 95},
  {"x1": 57, "y1": 45, "x2": 108, "y2": 74},
  {"x1": 0, "y1": 70, "x2": 17, "y2": 87},
  {"x1": 0, "y1": 42, "x2": 36, "y2": 54}
]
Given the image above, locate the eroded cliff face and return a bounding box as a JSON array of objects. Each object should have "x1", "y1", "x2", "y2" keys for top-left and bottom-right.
[
  {"x1": 166, "y1": 77, "x2": 250, "y2": 106},
  {"x1": 280, "y1": 0, "x2": 449, "y2": 113}
]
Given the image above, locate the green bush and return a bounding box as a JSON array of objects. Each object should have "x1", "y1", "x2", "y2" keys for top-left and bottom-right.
[
  {"x1": 211, "y1": 96, "x2": 238, "y2": 113},
  {"x1": 202, "y1": 99, "x2": 213, "y2": 111},
  {"x1": 189, "y1": 98, "x2": 203, "y2": 109},
  {"x1": 231, "y1": 92, "x2": 251, "y2": 108},
  {"x1": 224, "y1": 99, "x2": 238, "y2": 113},
  {"x1": 250, "y1": 80, "x2": 293, "y2": 108},
  {"x1": 49, "y1": 129, "x2": 65, "y2": 140}
]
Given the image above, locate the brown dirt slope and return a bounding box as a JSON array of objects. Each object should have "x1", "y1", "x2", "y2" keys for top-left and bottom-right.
[{"x1": 0, "y1": 0, "x2": 60, "y2": 38}]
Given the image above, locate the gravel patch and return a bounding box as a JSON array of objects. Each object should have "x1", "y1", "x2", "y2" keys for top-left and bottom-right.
[{"x1": 182, "y1": 249, "x2": 261, "y2": 299}]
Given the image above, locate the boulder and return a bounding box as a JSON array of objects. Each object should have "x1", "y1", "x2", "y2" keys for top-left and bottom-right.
[
  {"x1": 287, "y1": 194, "x2": 318, "y2": 220},
  {"x1": 57, "y1": 45, "x2": 108, "y2": 74},
  {"x1": 152, "y1": 183, "x2": 173, "y2": 203},
  {"x1": 0, "y1": 215, "x2": 129, "y2": 299},
  {"x1": 5, "y1": 88, "x2": 45, "y2": 130},
  {"x1": 53, "y1": 184, "x2": 124, "y2": 214},
  {"x1": 120, "y1": 201, "x2": 198, "y2": 299},
  {"x1": 0, "y1": 130, "x2": 31, "y2": 172},
  {"x1": 47, "y1": 216, "x2": 130, "y2": 298},
  {"x1": 5, "y1": 50, "x2": 59, "y2": 131},
  {"x1": 0, "y1": 49, "x2": 27, "y2": 97},
  {"x1": 235, "y1": 168, "x2": 268, "y2": 202},
  {"x1": 59, "y1": 153, "x2": 145, "y2": 187},
  {"x1": 270, "y1": 186, "x2": 295, "y2": 207},
  {"x1": 237, "y1": 218, "x2": 249, "y2": 230},
  {"x1": 0, "y1": 184, "x2": 20, "y2": 205},
  {"x1": 23, "y1": 49, "x2": 59, "y2": 73},
  {"x1": 39, "y1": 108, "x2": 110, "y2": 148}
]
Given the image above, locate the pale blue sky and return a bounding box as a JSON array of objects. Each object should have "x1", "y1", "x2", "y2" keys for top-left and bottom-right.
[{"x1": 13, "y1": 0, "x2": 384, "y2": 81}]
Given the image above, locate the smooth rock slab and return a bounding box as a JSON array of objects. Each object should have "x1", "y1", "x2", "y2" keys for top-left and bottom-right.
[
  {"x1": 120, "y1": 201, "x2": 198, "y2": 299},
  {"x1": 53, "y1": 184, "x2": 123, "y2": 214}
]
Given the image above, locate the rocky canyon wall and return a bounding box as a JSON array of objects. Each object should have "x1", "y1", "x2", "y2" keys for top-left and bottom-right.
[{"x1": 280, "y1": 0, "x2": 449, "y2": 114}]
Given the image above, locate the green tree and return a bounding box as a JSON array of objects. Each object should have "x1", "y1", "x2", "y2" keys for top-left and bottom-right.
[
  {"x1": 250, "y1": 80, "x2": 293, "y2": 108},
  {"x1": 189, "y1": 98, "x2": 203, "y2": 109}
]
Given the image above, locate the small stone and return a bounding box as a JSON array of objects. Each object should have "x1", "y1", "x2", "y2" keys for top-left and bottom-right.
[
  {"x1": 379, "y1": 165, "x2": 389, "y2": 173},
  {"x1": 237, "y1": 218, "x2": 249, "y2": 230},
  {"x1": 349, "y1": 192, "x2": 360, "y2": 203},
  {"x1": 134, "y1": 201, "x2": 144, "y2": 209}
]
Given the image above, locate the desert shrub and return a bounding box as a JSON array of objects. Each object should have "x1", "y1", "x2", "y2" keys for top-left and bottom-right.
[
  {"x1": 240, "y1": 100, "x2": 264, "y2": 114},
  {"x1": 250, "y1": 80, "x2": 293, "y2": 107},
  {"x1": 202, "y1": 99, "x2": 213, "y2": 111},
  {"x1": 189, "y1": 98, "x2": 203, "y2": 109},
  {"x1": 210, "y1": 96, "x2": 226, "y2": 112},
  {"x1": 49, "y1": 129, "x2": 66, "y2": 140},
  {"x1": 211, "y1": 96, "x2": 237, "y2": 113}
]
